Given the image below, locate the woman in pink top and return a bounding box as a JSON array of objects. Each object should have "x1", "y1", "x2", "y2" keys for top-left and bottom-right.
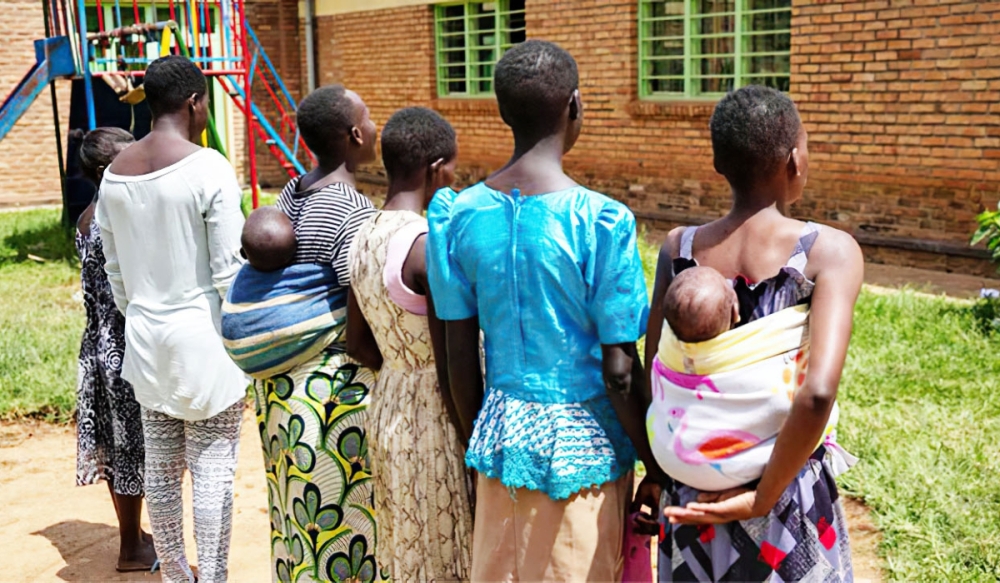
[{"x1": 346, "y1": 107, "x2": 471, "y2": 581}]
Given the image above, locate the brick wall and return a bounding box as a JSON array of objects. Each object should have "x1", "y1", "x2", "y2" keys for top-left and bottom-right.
[
  {"x1": 306, "y1": 0, "x2": 1000, "y2": 276},
  {"x1": 791, "y1": 0, "x2": 1000, "y2": 274},
  {"x1": 0, "y1": 0, "x2": 71, "y2": 207}
]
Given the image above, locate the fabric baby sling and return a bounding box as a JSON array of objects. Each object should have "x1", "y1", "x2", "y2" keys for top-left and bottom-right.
[
  {"x1": 646, "y1": 304, "x2": 856, "y2": 492},
  {"x1": 221, "y1": 263, "x2": 347, "y2": 380}
]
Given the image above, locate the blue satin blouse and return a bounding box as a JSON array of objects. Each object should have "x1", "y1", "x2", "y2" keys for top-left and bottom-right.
[{"x1": 427, "y1": 183, "x2": 648, "y2": 498}]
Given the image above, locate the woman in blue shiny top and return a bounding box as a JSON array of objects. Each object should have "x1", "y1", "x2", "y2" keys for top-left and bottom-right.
[{"x1": 427, "y1": 40, "x2": 667, "y2": 581}]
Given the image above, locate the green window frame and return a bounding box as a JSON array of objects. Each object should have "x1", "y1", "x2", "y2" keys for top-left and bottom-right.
[
  {"x1": 434, "y1": 0, "x2": 526, "y2": 98},
  {"x1": 638, "y1": 0, "x2": 791, "y2": 100}
]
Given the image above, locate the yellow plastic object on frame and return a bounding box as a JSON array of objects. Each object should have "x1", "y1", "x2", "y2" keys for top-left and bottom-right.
[{"x1": 159, "y1": 25, "x2": 174, "y2": 58}]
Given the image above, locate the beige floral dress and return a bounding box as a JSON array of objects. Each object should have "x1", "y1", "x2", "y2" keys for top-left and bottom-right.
[{"x1": 348, "y1": 210, "x2": 473, "y2": 581}]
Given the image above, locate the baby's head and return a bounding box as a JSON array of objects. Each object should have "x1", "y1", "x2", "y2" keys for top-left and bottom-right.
[
  {"x1": 241, "y1": 207, "x2": 297, "y2": 272},
  {"x1": 663, "y1": 266, "x2": 739, "y2": 343}
]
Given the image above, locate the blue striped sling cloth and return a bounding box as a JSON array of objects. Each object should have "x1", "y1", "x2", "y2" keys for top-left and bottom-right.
[{"x1": 221, "y1": 263, "x2": 346, "y2": 379}]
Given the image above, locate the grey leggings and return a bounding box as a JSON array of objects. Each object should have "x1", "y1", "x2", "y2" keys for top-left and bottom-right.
[{"x1": 141, "y1": 401, "x2": 243, "y2": 583}]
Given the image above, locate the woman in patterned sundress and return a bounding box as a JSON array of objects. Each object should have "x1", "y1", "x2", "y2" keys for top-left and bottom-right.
[
  {"x1": 639, "y1": 85, "x2": 863, "y2": 582},
  {"x1": 347, "y1": 108, "x2": 472, "y2": 581},
  {"x1": 251, "y1": 85, "x2": 387, "y2": 582},
  {"x1": 74, "y1": 127, "x2": 158, "y2": 572}
]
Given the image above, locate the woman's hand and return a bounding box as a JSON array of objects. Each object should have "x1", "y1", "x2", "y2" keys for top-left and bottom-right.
[
  {"x1": 630, "y1": 475, "x2": 663, "y2": 535},
  {"x1": 663, "y1": 487, "x2": 766, "y2": 525}
]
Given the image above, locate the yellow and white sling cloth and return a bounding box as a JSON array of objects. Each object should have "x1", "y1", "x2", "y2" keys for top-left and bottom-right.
[{"x1": 646, "y1": 305, "x2": 856, "y2": 492}]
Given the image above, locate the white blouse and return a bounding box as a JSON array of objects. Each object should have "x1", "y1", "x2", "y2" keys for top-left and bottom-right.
[{"x1": 96, "y1": 148, "x2": 248, "y2": 421}]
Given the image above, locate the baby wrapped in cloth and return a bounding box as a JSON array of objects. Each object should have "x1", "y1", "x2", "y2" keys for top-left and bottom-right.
[
  {"x1": 221, "y1": 208, "x2": 345, "y2": 379},
  {"x1": 646, "y1": 267, "x2": 856, "y2": 492}
]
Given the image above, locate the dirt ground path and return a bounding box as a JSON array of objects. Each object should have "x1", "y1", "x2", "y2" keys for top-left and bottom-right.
[
  {"x1": 0, "y1": 409, "x2": 270, "y2": 582},
  {"x1": 0, "y1": 409, "x2": 883, "y2": 582}
]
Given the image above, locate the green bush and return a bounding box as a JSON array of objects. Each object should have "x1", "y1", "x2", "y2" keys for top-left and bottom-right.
[
  {"x1": 971, "y1": 204, "x2": 1000, "y2": 270},
  {"x1": 971, "y1": 295, "x2": 1000, "y2": 335}
]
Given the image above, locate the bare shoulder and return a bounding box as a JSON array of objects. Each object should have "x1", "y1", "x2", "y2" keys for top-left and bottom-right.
[
  {"x1": 77, "y1": 203, "x2": 96, "y2": 237},
  {"x1": 105, "y1": 140, "x2": 144, "y2": 174},
  {"x1": 810, "y1": 224, "x2": 864, "y2": 279},
  {"x1": 658, "y1": 227, "x2": 686, "y2": 265}
]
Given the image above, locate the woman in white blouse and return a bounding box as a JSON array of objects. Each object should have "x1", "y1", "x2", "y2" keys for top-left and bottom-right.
[{"x1": 96, "y1": 56, "x2": 246, "y2": 583}]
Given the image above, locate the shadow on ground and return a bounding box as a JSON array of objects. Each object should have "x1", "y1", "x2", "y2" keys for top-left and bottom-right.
[
  {"x1": 1, "y1": 220, "x2": 77, "y2": 266},
  {"x1": 32, "y1": 520, "x2": 157, "y2": 582}
]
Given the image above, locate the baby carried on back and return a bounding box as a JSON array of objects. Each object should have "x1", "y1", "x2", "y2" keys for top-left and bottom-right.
[
  {"x1": 646, "y1": 267, "x2": 855, "y2": 492},
  {"x1": 221, "y1": 208, "x2": 346, "y2": 379}
]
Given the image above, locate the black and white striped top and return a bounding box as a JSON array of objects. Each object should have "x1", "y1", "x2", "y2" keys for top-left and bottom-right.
[{"x1": 276, "y1": 178, "x2": 376, "y2": 287}]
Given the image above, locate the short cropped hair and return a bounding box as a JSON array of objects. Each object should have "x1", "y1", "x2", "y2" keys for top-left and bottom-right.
[
  {"x1": 494, "y1": 40, "x2": 578, "y2": 135},
  {"x1": 380, "y1": 107, "x2": 456, "y2": 180},
  {"x1": 296, "y1": 85, "x2": 356, "y2": 159},
  {"x1": 710, "y1": 85, "x2": 801, "y2": 190},
  {"x1": 143, "y1": 56, "x2": 207, "y2": 117},
  {"x1": 79, "y1": 127, "x2": 134, "y2": 183}
]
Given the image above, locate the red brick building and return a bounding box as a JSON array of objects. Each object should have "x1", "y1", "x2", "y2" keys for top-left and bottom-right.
[
  {"x1": 0, "y1": 0, "x2": 70, "y2": 208},
  {"x1": 2, "y1": 0, "x2": 998, "y2": 276},
  {"x1": 245, "y1": 0, "x2": 1000, "y2": 276}
]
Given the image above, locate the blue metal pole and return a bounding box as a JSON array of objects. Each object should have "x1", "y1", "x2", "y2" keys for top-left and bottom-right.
[
  {"x1": 200, "y1": 0, "x2": 210, "y2": 62},
  {"x1": 248, "y1": 47, "x2": 259, "y2": 88},
  {"x1": 226, "y1": 76, "x2": 306, "y2": 175},
  {"x1": 245, "y1": 22, "x2": 297, "y2": 108},
  {"x1": 77, "y1": 0, "x2": 96, "y2": 129},
  {"x1": 113, "y1": 0, "x2": 125, "y2": 61},
  {"x1": 219, "y1": 0, "x2": 232, "y2": 65}
]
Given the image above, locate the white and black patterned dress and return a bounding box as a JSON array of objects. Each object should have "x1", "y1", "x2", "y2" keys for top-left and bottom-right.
[{"x1": 75, "y1": 218, "x2": 145, "y2": 496}]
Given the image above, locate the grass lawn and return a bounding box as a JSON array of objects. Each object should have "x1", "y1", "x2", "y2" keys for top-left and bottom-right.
[
  {"x1": 1, "y1": 209, "x2": 998, "y2": 579},
  {"x1": 837, "y1": 289, "x2": 1000, "y2": 581},
  {"x1": 0, "y1": 209, "x2": 82, "y2": 421}
]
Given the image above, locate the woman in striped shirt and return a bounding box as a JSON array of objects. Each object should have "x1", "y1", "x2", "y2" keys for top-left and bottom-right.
[{"x1": 248, "y1": 84, "x2": 387, "y2": 582}]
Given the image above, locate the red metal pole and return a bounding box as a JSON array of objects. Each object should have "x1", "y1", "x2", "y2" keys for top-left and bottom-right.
[
  {"x1": 237, "y1": 0, "x2": 258, "y2": 209},
  {"x1": 96, "y1": 0, "x2": 106, "y2": 33},
  {"x1": 133, "y1": 0, "x2": 144, "y2": 58}
]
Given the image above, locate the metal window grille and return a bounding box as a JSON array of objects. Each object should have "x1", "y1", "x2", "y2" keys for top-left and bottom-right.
[
  {"x1": 638, "y1": 0, "x2": 791, "y2": 99},
  {"x1": 434, "y1": 0, "x2": 526, "y2": 97}
]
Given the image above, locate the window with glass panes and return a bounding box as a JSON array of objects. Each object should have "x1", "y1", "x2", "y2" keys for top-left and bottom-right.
[
  {"x1": 638, "y1": 0, "x2": 791, "y2": 99},
  {"x1": 434, "y1": 0, "x2": 526, "y2": 97}
]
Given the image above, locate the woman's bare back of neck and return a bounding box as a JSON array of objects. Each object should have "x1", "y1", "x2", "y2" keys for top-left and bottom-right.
[
  {"x1": 485, "y1": 138, "x2": 576, "y2": 197},
  {"x1": 108, "y1": 132, "x2": 202, "y2": 177},
  {"x1": 687, "y1": 209, "x2": 816, "y2": 283}
]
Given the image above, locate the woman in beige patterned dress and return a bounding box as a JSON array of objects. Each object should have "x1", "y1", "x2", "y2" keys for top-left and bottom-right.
[{"x1": 346, "y1": 107, "x2": 471, "y2": 581}]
